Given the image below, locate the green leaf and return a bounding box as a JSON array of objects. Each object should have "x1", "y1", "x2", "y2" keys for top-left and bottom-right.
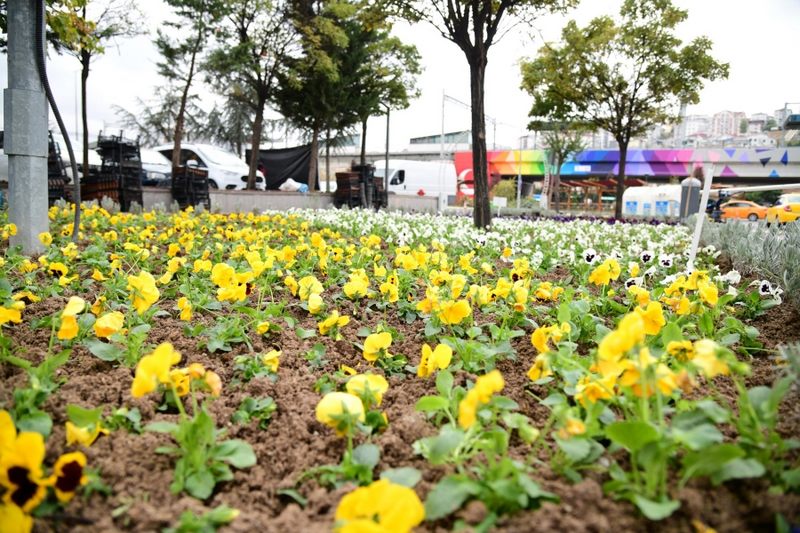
[
  {"x1": 277, "y1": 488, "x2": 308, "y2": 507},
  {"x1": 145, "y1": 421, "x2": 179, "y2": 434},
  {"x1": 541, "y1": 392, "x2": 567, "y2": 407},
  {"x1": 214, "y1": 439, "x2": 257, "y2": 468},
  {"x1": 711, "y1": 458, "x2": 765, "y2": 485},
  {"x1": 429, "y1": 426, "x2": 465, "y2": 464},
  {"x1": 681, "y1": 443, "x2": 745, "y2": 483},
  {"x1": 295, "y1": 327, "x2": 317, "y2": 340},
  {"x1": 594, "y1": 323, "x2": 612, "y2": 343},
  {"x1": 380, "y1": 467, "x2": 422, "y2": 488},
  {"x1": 415, "y1": 396, "x2": 449, "y2": 413},
  {"x1": 660, "y1": 321, "x2": 682, "y2": 346},
  {"x1": 424, "y1": 322, "x2": 441, "y2": 337},
  {"x1": 352, "y1": 443, "x2": 380, "y2": 469},
  {"x1": 671, "y1": 424, "x2": 723, "y2": 451},
  {"x1": 719, "y1": 333, "x2": 740, "y2": 346},
  {"x1": 435, "y1": 370, "x2": 453, "y2": 397},
  {"x1": 83, "y1": 339, "x2": 123, "y2": 362},
  {"x1": 185, "y1": 469, "x2": 215, "y2": 500},
  {"x1": 424, "y1": 475, "x2": 480, "y2": 520},
  {"x1": 557, "y1": 302, "x2": 571, "y2": 324},
  {"x1": 555, "y1": 436, "x2": 592, "y2": 462},
  {"x1": 695, "y1": 399, "x2": 730, "y2": 424},
  {"x1": 356, "y1": 326, "x2": 372, "y2": 338},
  {"x1": 17, "y1": 411, "x2": 52, "y2": 437},
  {"x1": 699, "y1": 311, "x2": 714, "y2": 337},
  {"x1": 66, "y1": 404, "x2": 104, "y2": 428},
  {"x1": 605, "y1": 421, "x2": 660, "y2": 452},
  {"x1": 632, "y1": 495, "x2": 680, "y2": 520},
  {"x1": 780, "y1": 468, "x2": 800, "y2": 489}
]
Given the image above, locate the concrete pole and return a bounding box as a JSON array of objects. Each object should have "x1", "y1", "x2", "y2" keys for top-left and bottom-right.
[{"x1": 5, "y1": 0, "x2": 49, "y2": 255}]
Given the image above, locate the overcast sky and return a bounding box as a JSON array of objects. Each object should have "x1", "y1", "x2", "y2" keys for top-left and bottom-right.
[{"x1": 3, "y1": 0, "x2": 800, "y2": 153}]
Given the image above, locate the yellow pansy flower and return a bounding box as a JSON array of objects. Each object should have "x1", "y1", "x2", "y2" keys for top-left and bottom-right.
[
  {"x1": 363, "y1": 332, "x2": 392, "y2": 362},
  {"x1": 335, "y1": 479, "x2": 425, "y2": 533},
  {"x1": 131, "y1": 343, "x2": 181, "y2": 398},
  {"x1": 346, "y1": 374, "x2": 389, "y2": 406},
  {"x1": 437, "y1": 299, "x2": 471, "y2": 325},
  {"x1": 417, "y1": 344, "x2": 453, "y2": 378},
  {"x1": 635, "y1": 302, "x2": 666, "y2": 336},
  {"x1": 94, "y1": 311, "x2": 124, "y2": 338},
  {"x1": 46, "y1": 452, "x2": 88, "y2": 502},
  {"x1": 127, "y1": 271, "x2": 160, "y2": 314},
  {"x1": 262, "y1": 350, "x2": 281, "y2": 373},
  {"x1": 315, "y1": 392, "x2": 365, "y2": 436}
]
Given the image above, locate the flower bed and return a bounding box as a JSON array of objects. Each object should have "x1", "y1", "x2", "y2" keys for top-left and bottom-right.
[{"x1": 0, "y1": 205, "x2": 798, "y2": 532}]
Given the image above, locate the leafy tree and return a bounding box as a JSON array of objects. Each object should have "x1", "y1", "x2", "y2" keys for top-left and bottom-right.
[
  {"x1": 534, "y1": 121, "x2": 586, "y2": 212},
  {"x1": 739, "y1": 118, "x2": 748, "y2": 134},
  {"x1": 0, "y1": 0, "x2": 86, "y2": 52},
  {"x1": 521, "y1": 0, "x2": 728, "y2": 218},
  {"x1": 343, "y1": 7, "x2": 420, "y2": 165},
  {"x1": 156, "y1": 0, "x2": 226, "y2": 168},
  {"x1": 205, "y1": 0, "x2": 296, "y2": 189},
  {"x1": 204, "y1": 97, "x2": 255, "y2": 157},
  {"x1": 398, "y1": 0, "x2": 574, "y2": 228},
  {"x1": 274, "y1": 0, "x2": 356, "y2": 191},
  {"x1": 113, "y1": 87, "x2": 211, "y2": 147},
  {"x1": 61, "y1": 0, "x2": 141, "y2": 178}
]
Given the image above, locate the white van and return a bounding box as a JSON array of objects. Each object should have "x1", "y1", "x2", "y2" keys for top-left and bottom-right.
[
  {"x1": 372, "y1": 159, "x2": 456, "y2": 201},
  {"x1": 152, "y1": 143, "x2": 265, "y2": 190}
]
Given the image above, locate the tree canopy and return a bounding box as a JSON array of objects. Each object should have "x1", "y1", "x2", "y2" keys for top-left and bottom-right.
[
  {"x1": 396, "y1": 0, "x2": 575, "y2": 228},
  {"x1": 521, "y1": 0, "x2": 729, "y2": 217}
]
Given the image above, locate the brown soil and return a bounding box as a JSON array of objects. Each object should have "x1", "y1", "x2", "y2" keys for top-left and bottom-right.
[{"x1": 2, "y1": 288, "x2": 799, "y2": 533}]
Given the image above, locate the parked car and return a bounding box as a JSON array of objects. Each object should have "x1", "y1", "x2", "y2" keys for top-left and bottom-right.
[
  {"x1": 152, "y1": 143, "x2": 265, "y2": 190},
  {"x1": 766, "y1": 193, "x2": 800, "y2": 224},
  {"x1": 719, "y1": 199, "x2": 767, "y2": 221},
  {"x1": 140, "y1": 149, "x2": 172, "y2": 187}
]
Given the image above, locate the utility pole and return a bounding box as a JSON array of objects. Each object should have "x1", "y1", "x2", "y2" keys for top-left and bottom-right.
[{"x1": 5, "y1": 0, "x2": 49, "y2": 254}]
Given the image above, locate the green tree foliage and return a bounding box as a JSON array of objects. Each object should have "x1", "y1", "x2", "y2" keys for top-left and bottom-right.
[
  {"x1": 0, "y1": 0, "x2": 87, "y2": 52},
  {"x1": 521, "y1": 0, "x2": 728, "y2": 218},
  {"x1": 739, "y1": 118, "x2": 749, "y2": 134},
  {"x1": 397, "y1": 0, "x2": 575, "y2": 228},
  {"x1": 343, "y1": 6, "x2": 420, "y2": 165},
  {"x1": 205, "y1": 0, "x2": 296, "y2": 189},
  {"x1": 274, "y1": 0, "x2": 357, "y2": 191},
  {"x1": 113, "y1": 87, "x2": 211, "y2": 147},
  {"x1": 535, "y1": 122, "x2": 586, "y2": 212},
  {"x1": 60, "y1": 0, "x2": 142, "y2": 178},
  {"x1": 156, "y1": 0, "x2": 227, "y2": 168}
]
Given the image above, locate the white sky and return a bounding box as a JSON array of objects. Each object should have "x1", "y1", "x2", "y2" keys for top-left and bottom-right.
[{"x1": 2, "y1": 0, "x2": 799, "y2": 152}]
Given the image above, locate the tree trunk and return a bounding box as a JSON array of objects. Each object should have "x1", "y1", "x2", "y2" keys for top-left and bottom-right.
[
  {"x1": 308, "y1": 123, "x2": 319, "y2": 192},
  {"x1": 615, "y1": 140, "x2": 628, "y2": 219},
  {"x1": 247, "y1": 95, "x2": 266, "y2": 190},
  {"x1": 359, "y1": 118, "x2": 368, "y2": 166},
  {"x1": 468, "y1": 54, "x2": 491, "y2": 228},
  {"x1": 171, "y1": 32, "x2": 202, "y2": 169},
  {"x1": 554, "y1": 171, "x2": 561, "y2": 213},
  {"x1": 325, "y1": 127, "x2": 331, "y2": 193},
  {"x1": 80, "y1": 50, "x2": 90, "y2": 181}
]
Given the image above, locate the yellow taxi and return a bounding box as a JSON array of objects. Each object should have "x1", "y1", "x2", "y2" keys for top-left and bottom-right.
[
  {"x1": 719, "y1": 200, "x2": 767, "y2": 221},
  {"x1": 766, "y1": 193, "x2": 800, "y2": 224}
]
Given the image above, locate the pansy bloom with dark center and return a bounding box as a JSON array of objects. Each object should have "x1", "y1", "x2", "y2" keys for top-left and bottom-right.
[
  {"x1": 48, "y1": 452, "x2": 88, "y2": 502},
  {"x1": 0, "y1": 433, "x2": 47, "y2": 512}
]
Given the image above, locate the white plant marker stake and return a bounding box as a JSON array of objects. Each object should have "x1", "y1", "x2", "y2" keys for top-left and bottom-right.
[{"x1": 687, "y1": 163, "x2": 715, "y2": 271}]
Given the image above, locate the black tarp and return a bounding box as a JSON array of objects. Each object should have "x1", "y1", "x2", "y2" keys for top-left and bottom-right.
[{"x1": 246, "y1": 144, "x2": 319, "y2": 191}]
